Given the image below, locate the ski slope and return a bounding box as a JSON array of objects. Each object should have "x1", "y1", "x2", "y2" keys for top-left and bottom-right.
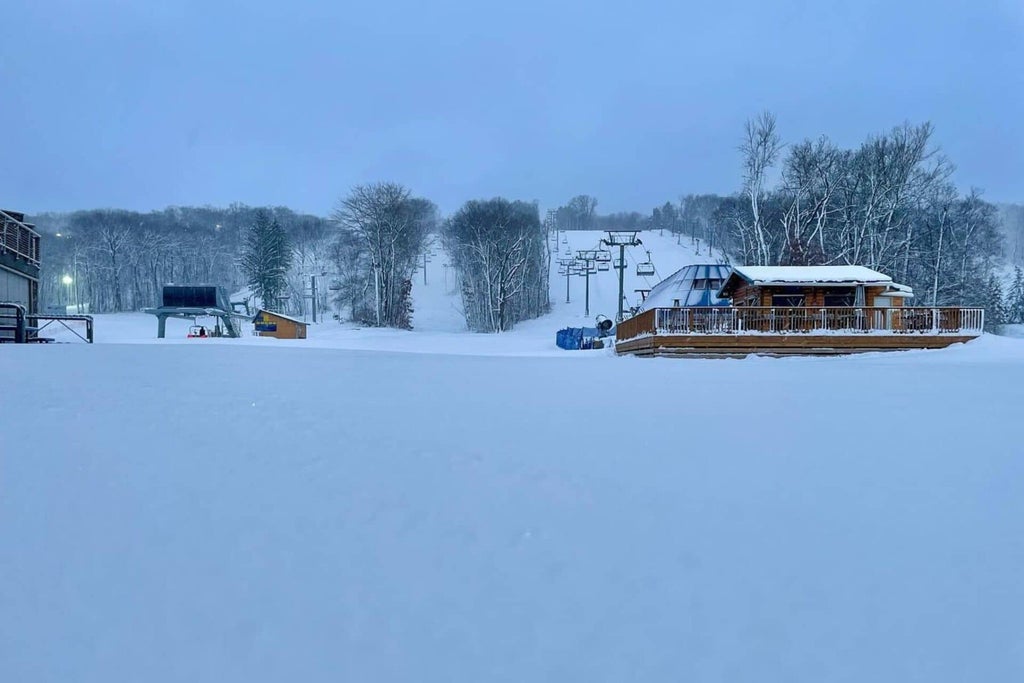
[{"x1": 409, "y1": 229, "x2": 724, "y2": 335}]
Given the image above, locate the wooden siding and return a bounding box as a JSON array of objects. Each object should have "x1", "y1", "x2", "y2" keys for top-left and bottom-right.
[
  {"x1": 616, "y1": 333, "x2": 978, "y2": 357},
  {"x1": 614, "y1": 305, "x2": 984, "y2": 357},
  {"x1": 729, "y1": 284, "x2": 906, "y2": 309},
  {"x1": 253, "y1": 311, "x2": 307, "y2": 339}
]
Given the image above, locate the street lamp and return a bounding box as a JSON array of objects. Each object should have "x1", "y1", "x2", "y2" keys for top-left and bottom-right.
[{"x1": 61, "y1": 275, "x2": 73, "y2": 312}]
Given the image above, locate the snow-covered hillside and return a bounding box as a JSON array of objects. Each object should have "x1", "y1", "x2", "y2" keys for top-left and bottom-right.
[{"x1": 409, "y1": 229, "x2": 723, "y2": 335}]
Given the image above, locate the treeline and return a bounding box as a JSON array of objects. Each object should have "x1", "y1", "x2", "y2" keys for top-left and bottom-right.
[
  {"x1": 551, "y1": 115, "x2": 1013, "y2": 319},
  {"x1": 31, "y1": 113, "x2": 1018, "y2": 331},
  {"x1": 33, "y1": 187, "x2": 552, "y2": 332},
  {"x1": 34, "y1": 205, "x2": 331, "y2": 315}
]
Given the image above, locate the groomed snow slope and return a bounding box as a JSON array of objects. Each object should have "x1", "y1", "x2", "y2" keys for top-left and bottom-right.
[
  {"x1": 2, "y1": 337, "x2": 1024, "y2": 682},
  {"x1": 408, "y1": 229, "x2": 724, "y2": 334}
]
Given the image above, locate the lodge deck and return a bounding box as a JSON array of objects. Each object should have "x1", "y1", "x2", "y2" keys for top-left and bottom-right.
[{"x1": 615, "y1": 306, "x2": 984, "y2": 357}]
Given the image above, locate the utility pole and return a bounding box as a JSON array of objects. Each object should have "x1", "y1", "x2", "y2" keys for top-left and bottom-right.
[
  {"x1": 422, "y1": 251, "x2": 429, "y2": 285},
  {"x1": 310, "y1": 275, "x2": 317, "y2": 323},
  {"x1": 601, "y1": 231, "x2": 642, "y2": 322},
  {"x1": 373, "y1": 262, "x2": 381, "y2": 327}
]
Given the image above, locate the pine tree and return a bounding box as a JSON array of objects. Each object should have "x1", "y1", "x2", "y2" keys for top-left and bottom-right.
[
  {"x1": 239, "y1": 210, "x2": 292, "y2": 309},
  {"x1": 983, "y1": 275, "x2": 1005, "y2": 332},
  {"x1": 1007, "y1": 267, "x2": 1024, "y2": 324}
]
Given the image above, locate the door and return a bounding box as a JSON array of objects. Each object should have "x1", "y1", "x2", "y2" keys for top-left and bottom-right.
[{"x1": 873, "y1": 296, "x2": 892, "y2": 330}]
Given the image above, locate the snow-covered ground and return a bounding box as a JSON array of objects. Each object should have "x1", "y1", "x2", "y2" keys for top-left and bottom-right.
[{"x1": 2, "y1": 232, "x2": 1024, "y2": 682}]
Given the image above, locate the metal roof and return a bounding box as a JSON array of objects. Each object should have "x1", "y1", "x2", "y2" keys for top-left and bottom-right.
[{"x1": 639, "y1": 264, "x2": 733, "y2": 311}]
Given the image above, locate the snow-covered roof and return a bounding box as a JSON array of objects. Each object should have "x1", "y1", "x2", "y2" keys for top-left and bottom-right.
[
  {"x1": 254, "y1": 309, "x2": 307, "y2": 325},
  {"x1": 730, "y1": 265, "x2": 893, "y2": 285},
  {"x1": 877, "y1": 283, "x2": 914, "y2": 298},
  {"x1": 639, "y1": 264, "x2": 732, "y2": 311}
]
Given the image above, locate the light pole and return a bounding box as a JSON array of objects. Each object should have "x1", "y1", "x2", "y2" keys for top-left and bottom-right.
[{"x1": 61, "y1": 274, "x2": 73, "y2": 313}]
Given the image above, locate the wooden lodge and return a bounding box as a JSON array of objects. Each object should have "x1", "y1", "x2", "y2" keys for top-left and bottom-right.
[
  {"x1": 615, "y1": 265, "x2": 984, "y2": 357},
  {"x1": 253, "y1": 309, "x2": 307, "y2": 339}
]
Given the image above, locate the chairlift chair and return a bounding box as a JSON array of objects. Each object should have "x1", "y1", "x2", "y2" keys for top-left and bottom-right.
[
  {"x1": 636, "y1": 250, "x2": 656, "y2": 277},
  {"x1": 597, "y1": 262, "x2": 610, "y2": 272},
  {"x1": 595, "y1": 249, "x2": 612, "y2": 263},
  {"x1": 187, "y1": 316, "x2": 212, "y2": 339}
]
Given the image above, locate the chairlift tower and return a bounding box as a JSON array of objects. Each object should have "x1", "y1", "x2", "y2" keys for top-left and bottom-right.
[
  {"x1": 575, "y1": 249, "x2": 600, "y2": 317},
  {"x1": 558, "y1": 258, "x2": 575, "y2": 303},
  {"x1": 301, "y1": 274, "x2": 319, "y2": 323},
  {"x1": 601, "y1": 231, "x2": 643, "y2": 322}
]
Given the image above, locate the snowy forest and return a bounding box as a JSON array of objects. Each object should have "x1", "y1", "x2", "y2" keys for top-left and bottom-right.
[{"x1": 29, "y1": 115, "x2": 1024, "y2": 331}]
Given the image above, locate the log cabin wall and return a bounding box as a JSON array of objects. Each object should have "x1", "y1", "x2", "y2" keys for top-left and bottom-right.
[{"x1": 728, "y1": 284, "x2": 906, "y2": 308}]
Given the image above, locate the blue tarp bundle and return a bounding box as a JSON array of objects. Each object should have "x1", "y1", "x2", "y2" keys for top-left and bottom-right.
[
  {"x1": 556, "y1": 327, "x2": 605, "y2": 350},
  {"x1": 556, "y1": 328, "x2": 583, "y2": 350}
]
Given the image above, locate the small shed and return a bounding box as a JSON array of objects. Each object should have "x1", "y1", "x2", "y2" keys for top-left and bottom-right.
[{"x1": 253, "y1": 309, "x2": 307, "y2": 339}]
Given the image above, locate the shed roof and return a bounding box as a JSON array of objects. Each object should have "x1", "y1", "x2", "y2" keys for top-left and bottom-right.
[{"x1": 254, "y1": 309, "x2": 307, "y2": 326}]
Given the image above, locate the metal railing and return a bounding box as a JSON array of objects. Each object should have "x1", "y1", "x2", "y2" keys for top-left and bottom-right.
[
  {"x1": 1, "y1": 302, "x2": 94, "y2": 343},
  {"x1": 617, "y1": 307, "x2": 986, "y2": 341},
  {"x1": 0, "y1": 302, "x2": 27, "y2": 342},
  {"x1": 0, "y1": 211, "x2": 41, "y2": 265}
]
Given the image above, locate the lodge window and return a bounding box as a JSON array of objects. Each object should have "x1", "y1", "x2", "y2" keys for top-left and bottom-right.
[
  {"x1": 771, "y1": 287, "x2": 805, "y2": 307},
  {"x1": 693, "y1": 278, "x2": 724, "y2": 291},
  {"x1": 823, "y1": 288, "x2": 856, "y2": 307}
]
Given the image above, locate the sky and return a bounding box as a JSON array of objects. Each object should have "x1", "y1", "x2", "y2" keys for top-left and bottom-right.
[{"x1": 2, "y1": 0, "x2": 1022, "y2": 217}]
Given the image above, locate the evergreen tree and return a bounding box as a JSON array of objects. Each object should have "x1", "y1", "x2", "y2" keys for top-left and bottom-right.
[
  {"x1": 239, "y1": 210, "x2": 292, "y2": 309},
  {"x1": 1007, "y1": 267, "x2": 1024, "y2": 324},
  {"x1": 983, "y1": 275, "x2": 1005, "y2": 332}
]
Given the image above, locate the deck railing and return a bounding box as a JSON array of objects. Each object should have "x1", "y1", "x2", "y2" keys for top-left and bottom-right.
[
  {"x1": 617, "y1": 307, "x2": 986, "y2": 341},
  {"x1": 0, "y1": 212, "x2": 41, "y2": 266}
]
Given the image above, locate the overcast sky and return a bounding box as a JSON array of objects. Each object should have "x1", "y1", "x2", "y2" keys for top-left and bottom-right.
[{"x1": 2, "y1": 0, "x2": 1022, "y2": 217}]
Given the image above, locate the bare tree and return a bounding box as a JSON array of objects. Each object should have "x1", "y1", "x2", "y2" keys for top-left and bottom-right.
[
  {"x1": 332, "y1": 183, "x2": 435, "y2": 328},
  {"x1": 740, "y1": 111, "x2": 782, "y2": 265},
  {"x1": 444, "y1": 198, "x2": 547, "y2": 332}
]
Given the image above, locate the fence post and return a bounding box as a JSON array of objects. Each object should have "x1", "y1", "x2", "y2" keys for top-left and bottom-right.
[{"x1": 15, "y1": 305, "x2": 26, "y2": 343}]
